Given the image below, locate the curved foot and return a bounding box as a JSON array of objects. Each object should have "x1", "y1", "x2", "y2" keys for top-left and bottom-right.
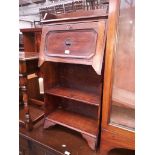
[
  {"x1": 82, "y1": 133, "x2": 97, "y2": 150},
  {"x1": 44, "y1": 119, "x2": 56, "y2": 129}
]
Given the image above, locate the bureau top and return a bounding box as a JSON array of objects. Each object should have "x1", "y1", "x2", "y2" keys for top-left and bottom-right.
[
  {"x1": 41, "y1": 9, "x2": 108, "y2": 24},
  {"x1": 20, "y1": 28, "x2": 42, "y2": 33}
]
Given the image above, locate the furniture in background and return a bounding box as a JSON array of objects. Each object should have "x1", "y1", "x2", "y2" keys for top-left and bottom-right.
[
  {"x1": 39, "y1": 0, "x2": 109, "y2": 21},
  {"x1": 21, "y1": 28, "x2": 42, "y2": 53},
  {"x1": 100, "y1": 0, "x2": 135, "y2": 154},
  {"x1": 19, "y1": 33, "x2": 24, "y2": 51},
  {"x1": 19, "y1": 28, "x2": 44, "y2": 131}
]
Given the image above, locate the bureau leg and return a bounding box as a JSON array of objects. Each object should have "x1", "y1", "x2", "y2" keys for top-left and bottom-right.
[
  {"x1": 22, "y1": 85, "x2": 33, "y2": 131},
  {"x1": 81, "y1": 133, "x2": 96, "y2": 150}
]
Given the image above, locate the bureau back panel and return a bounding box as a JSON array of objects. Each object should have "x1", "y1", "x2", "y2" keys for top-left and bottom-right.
[{"x1": 58, "y1": 63, "x2": 102, "y2": 94}]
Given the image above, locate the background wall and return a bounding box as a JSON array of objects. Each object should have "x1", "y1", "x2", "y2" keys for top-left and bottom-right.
[{"x1": 19, "y1": 0, "x2": 82, "y2": 28}]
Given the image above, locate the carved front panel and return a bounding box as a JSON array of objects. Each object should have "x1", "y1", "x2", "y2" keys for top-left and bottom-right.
[{"x1": 45, "y1": 30, "x2": 97, "y2": 59}]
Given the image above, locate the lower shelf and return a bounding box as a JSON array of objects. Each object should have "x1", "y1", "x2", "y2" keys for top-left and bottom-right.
[
  {"x1": 19, "y1": 105, "x2": 44, "y2": 125},
  {"x1": 44, "y1": 109, "x2": 98, "y2": 138},
  {"x1": 45, "y1": 86, "x2": 99, "y2": 106},
  {"x1": 44, "y1": 109, "x2": 98, "y2": 150}
]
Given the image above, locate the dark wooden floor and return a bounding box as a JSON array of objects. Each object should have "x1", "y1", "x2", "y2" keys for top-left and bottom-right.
[{"x1": 20, "y1": 119, "x2": 135, "y2": 155}]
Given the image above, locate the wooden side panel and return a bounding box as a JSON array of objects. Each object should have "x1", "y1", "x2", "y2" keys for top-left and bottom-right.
[
  {"x1": 21, "y1": 28, "x2": 42, "y2": 53},
  {"x1": 35, "y1": 32, "x2": 42, "y2": 53},
  {"x1": 23, "y1": 33, "x2": 35, "y2": 52},
  {"x1": 27, "y1": 77, "x2": 40, "y2": 99}
]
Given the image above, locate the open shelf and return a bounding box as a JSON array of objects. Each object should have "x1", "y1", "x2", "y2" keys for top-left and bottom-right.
[
  {"x1": 46, "y1": 109, "x2": 98, "y2": 138},
  {"x1": 45, "y1": 86, "x2": 99, "y2": 106}
]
